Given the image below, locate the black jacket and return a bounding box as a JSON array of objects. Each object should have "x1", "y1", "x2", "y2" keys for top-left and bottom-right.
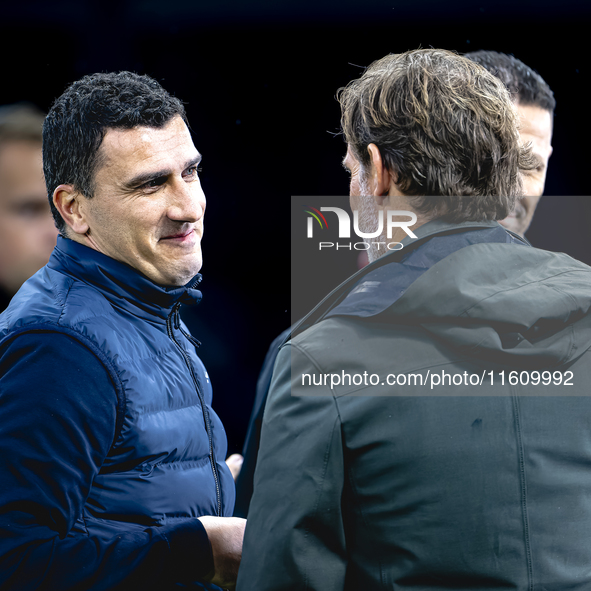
[{"x1": 238, "y1": 220, "x2": 591, "y2": 590}]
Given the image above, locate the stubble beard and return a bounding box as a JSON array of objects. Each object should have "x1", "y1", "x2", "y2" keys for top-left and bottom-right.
[{"x1": 357, "y1": 175, "x2": 388, "y2": 263}]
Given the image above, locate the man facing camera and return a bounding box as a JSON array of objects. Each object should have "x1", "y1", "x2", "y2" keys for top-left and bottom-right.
[
  {"x1": 466, "y1": 50, "x2": 555, "y2": 237},
  {"x1": 238, "y1": 49, "x2": 591, "y2": 590},
  {"x1": 0, "y1": 72, "x2": 244, "y2": 590}
]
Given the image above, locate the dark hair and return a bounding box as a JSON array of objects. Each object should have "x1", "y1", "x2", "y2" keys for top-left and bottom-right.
[
  {"x1": 338, "y1": 49, "x2": 537, "y2": 222},
  {"x1": 43, "y1": 71, "x2": 187, "y2": 233},
  {"x1": 465, "y1": 50, "x2": 555, "y2": 112},
  {"x1": 0, "y1": 103, "x2": 45, "y2": 145}
]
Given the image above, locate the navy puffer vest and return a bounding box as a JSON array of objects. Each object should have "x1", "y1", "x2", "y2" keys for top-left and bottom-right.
[{"x1": 0, "y1": 236, "x2": 234, "y2": 536}]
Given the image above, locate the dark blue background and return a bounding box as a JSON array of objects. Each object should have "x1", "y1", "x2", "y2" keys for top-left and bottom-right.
[{"x1": 1, "y1": 0, "x2": 589, "y2": 452}]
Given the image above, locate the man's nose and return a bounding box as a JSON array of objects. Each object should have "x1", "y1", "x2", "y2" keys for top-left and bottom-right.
[{"x1": 167, "y1": 179, "x2": 206, "y2": 222}]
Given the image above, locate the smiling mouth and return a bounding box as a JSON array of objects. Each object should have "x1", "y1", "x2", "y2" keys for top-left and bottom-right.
[{"x1": 160, "y1": 228, "x2": 195, "y2": 242}]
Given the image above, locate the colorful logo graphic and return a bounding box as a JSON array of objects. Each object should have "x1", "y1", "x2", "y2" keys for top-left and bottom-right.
[{"x1": 304, "y1": 206, "x2": 329, "y2": 235}]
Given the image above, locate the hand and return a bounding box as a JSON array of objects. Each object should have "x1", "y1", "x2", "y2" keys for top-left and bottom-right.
[
  {"x1": 198, "y1": 516, "x2": 246, "y2": 590},
  {"x1": 225, "y1": 453, "x2": 243, "y2": 481}
]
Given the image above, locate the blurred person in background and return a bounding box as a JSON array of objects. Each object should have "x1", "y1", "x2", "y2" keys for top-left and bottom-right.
[{"x1": 0, "y1": 103, "x2": 57, "y2": 311}]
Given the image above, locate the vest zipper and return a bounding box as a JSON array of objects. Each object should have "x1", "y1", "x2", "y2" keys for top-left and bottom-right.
[{"x1": 167, "y1": 303, "x2": 222, "y2": 517}]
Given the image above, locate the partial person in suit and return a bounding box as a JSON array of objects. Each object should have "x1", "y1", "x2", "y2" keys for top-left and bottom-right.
[{"x1": 466, "y1": 50, "x2": 555, "y2": 237}]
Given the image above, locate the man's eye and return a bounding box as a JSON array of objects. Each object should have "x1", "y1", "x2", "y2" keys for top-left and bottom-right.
[
  {"x1": 143, "y1": 177, "x2": 167, "y2": 189},
  {"x1": 185, "y1": 166, "x2": 202, "y2": 177}
]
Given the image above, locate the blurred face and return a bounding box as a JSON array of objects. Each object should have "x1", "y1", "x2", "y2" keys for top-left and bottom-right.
[
  {"x1": 500, "y1": 104, "x2": 553, "y2": 236},
  {"x1": 0, "y1": 141, "x2": 58, "y2": 296},
  {"x1": 74, "y1": 116, "x2": 206, "y2": 286}
]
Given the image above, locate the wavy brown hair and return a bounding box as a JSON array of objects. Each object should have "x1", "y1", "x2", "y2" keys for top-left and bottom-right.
[{"x1": 338, "y1": 49, "x2": 536, "y2": 222}]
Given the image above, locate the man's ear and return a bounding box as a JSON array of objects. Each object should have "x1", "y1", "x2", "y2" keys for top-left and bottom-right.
[
  {"x1": 53, "y1": 185, "x2": 89, "y2": 235},
  {"x1": 367, "y1": 143, "x2": 395, "y2": 205}
]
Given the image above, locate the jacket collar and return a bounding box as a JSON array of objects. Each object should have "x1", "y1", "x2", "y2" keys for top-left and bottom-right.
[
  {"x1": 48, "y1": 236, "x2": 202, "y2": 322},
  {"x1": 324, "y1": 223, "x2": 523, "y2": 321},
  {"x1": 290, "y1": 219, "x2": 523, "y2": 340},
  {"x1": 395, "y1": 217, "x2": 529, "y2": 249}
]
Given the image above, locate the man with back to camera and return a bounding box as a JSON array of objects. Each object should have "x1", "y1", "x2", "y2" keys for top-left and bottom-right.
[
  {"x1": 466, "y1": 50, "x2": 555, "y2": 237},
  {"x1": 0, "y1": 103, "x2": 58, "y2": 311},
  {"x1": 0, "y1": 72, "x2": 245, "y2": 590},
  {"x1": 237, "y1": 49, "x2": 591, "y2": 590},
  {"x1": 233, "y1": 50, "x2": 556, "y2": 519}
]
